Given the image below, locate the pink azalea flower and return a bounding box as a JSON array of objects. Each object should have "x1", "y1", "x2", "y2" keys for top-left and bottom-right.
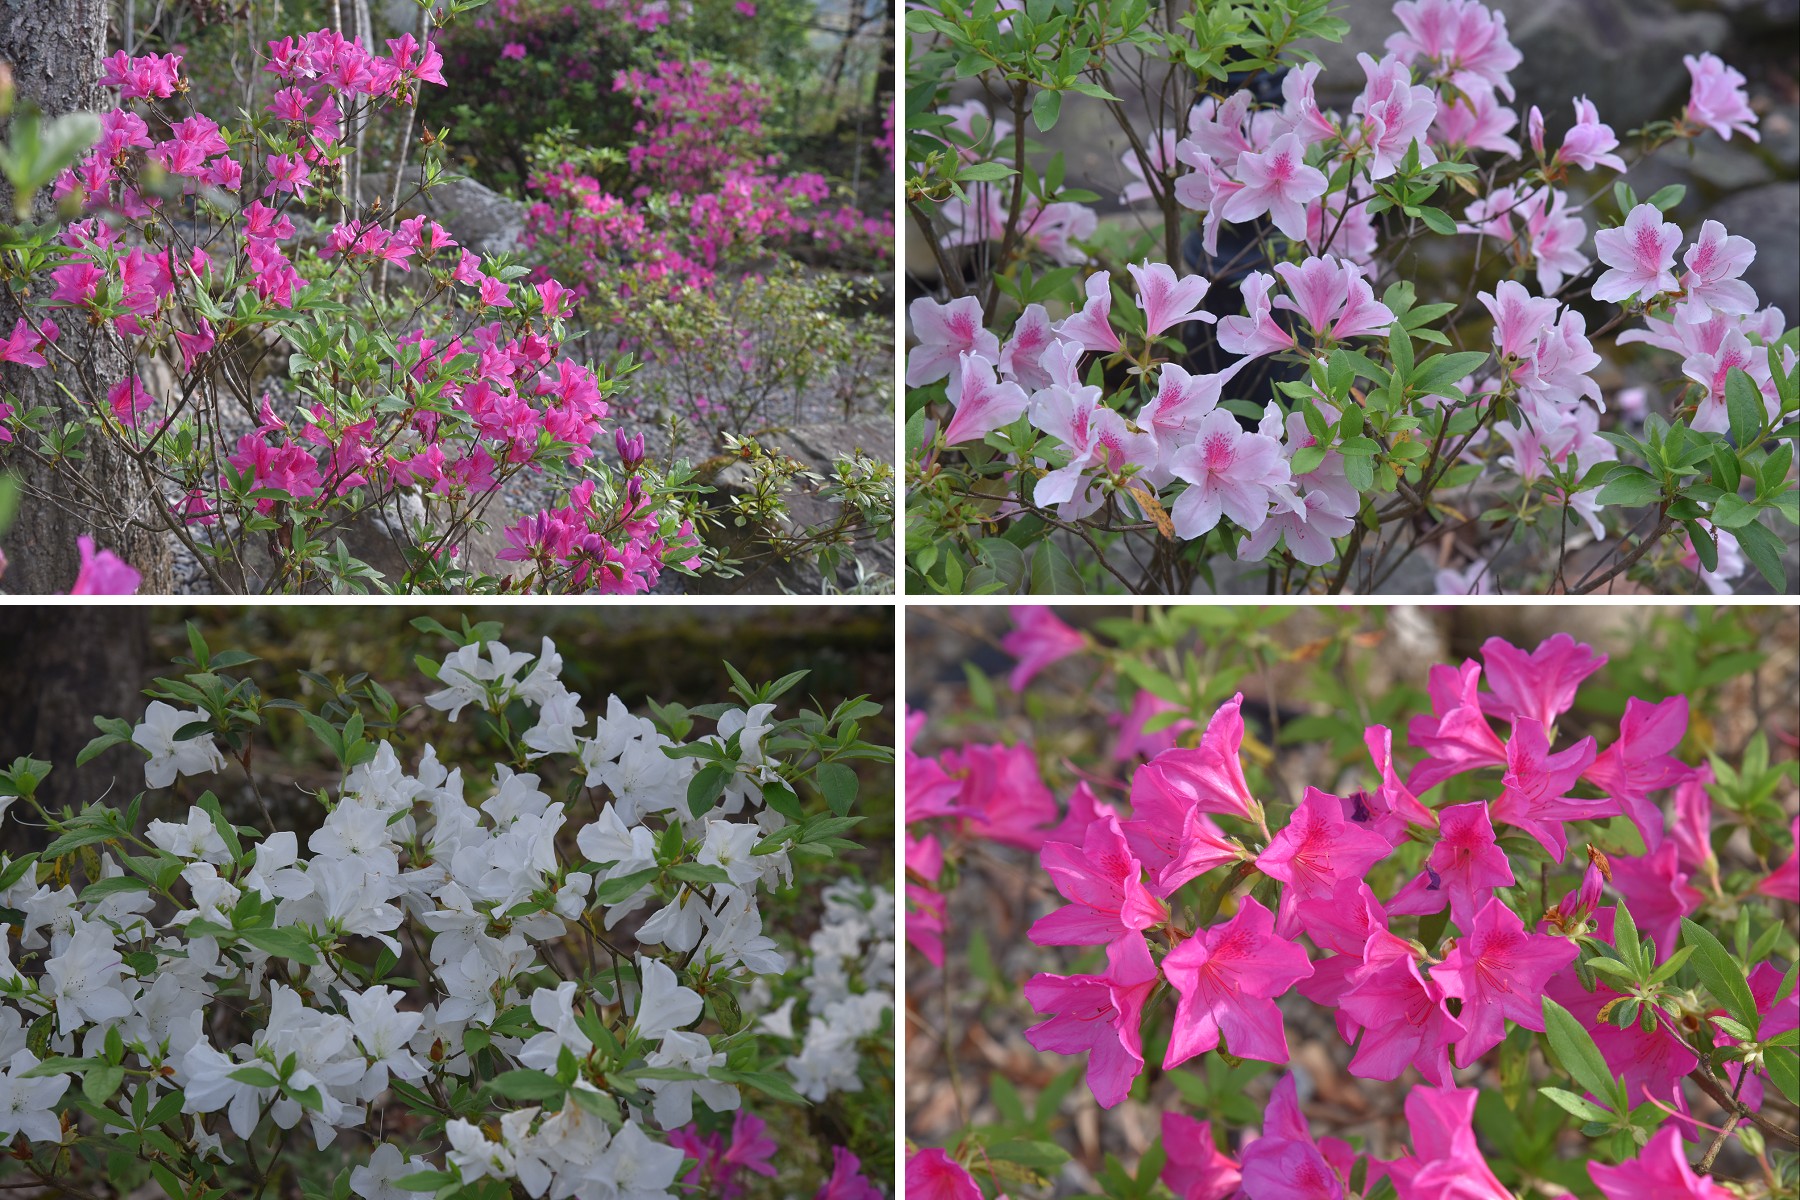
[
  {"x1": 938, "y1": 742, "x2": 1059, "y2": 850},
  {"x1": 70, "y1": 536, "x2": 141, "y2": 594},
  {"x1": 1592, "y1": 203, "x2": 1683, "y2": 304},
  {"x1": 1351, "y1": 53, "x2": 1439, "y2": 179},
  {"x1": 1112, "y1": 691, "x2": 1196, "y2": 763},
  {"x1": 1755, "y1": 816, "x2": 1800, "y2": 902},
  {"x1": 1386, "y1": 801, "x2": 1513, "y2": 930},
  {"x1": 1216, "y1": 271, "x2": 1295, "y2": 359},
  {"x1": 944, "y1": 351, "x2": 1028, "y2": 444},
  {"x1": 0, "y1": 317, "x2": 54, "y2": 367},
  {"x1": 1163, "y1": 895, "x2": 1313, "y2": 1066},
  {"x1": 1435, "y1": 896, "x2": 1577, "y2": 1066},
  {"x1": 1029, "y1": 811, "x2": 1169, "y2": 947},
  {"x1": 907, "y1": 295, "x2": 1001, "y2": 386},
  {"x1": 1168, "y1": 409, "x2": 1292, "y2": 538},
  {"x1": 1548, "y1": 971, "x2": 1699, "y2": 1106},
  {"x1": 1057, "y1": 271, "x2": 1121, "y2": 354},
  {"x1": 107, "y1": 376, "x2": 156, "y2": 428},
  {"x1": 1362, "y1": 724, "x2": 1439, "y2": 837},
  {"x1": 1554, "y1": 96, "x2": 1626, "y2": 173},
  {"x1": 1492, "y1": 718, "x2": 1604, "y2": 860},
  {"x1": 174, "y1": 319, "x2": 216, "y2": 374},
  {"x1": 1128, "y1": 261, "x2": 1214, "y2": 339},
  {"x1": 1023, "y1": 931, "x2": 1159, "y2": 1108},
  {"x1": 1001, "y1": 605, "x2": 1085, "y2": 691},
  {"x1": 1682, "y1": 53, "x2": 1760, "y2": 143},
  {"x1": 1030, "y1": 378, "x2": 1156, "y2": 520},
  {"x1": 1584, "y1": 695, "x2": 1693, "y2": 849},
  {"x1": 1257, "y1": 787, "x2": 1393, "y2": 937},
  {"x1": 1219, "y1": 133, "x2": 1326, "y2": 240},
  {"x1": 1478, "y1": 633, "x2": 1607, "y2": 734},
  {"x1": 1480, "y1": 279, "x2": 1560, "y2": 361},
  {"x1": 998, "y1": 303, "x2": 1056, "y2": 389},
  {"x1": 1043, "y1": 781, "x2": 1119, "y2": 849},
  {"x1": 906, "y1": 883, "x2": 948, "y2": 966},
  {"x1": 1610, "y1": 841, "x2": 1703, "y2": 959},
  {"x1": 817, "y1": 1147, "x2": 883, "y2": 1200},
  {"x1": 1272, "y1": 256, "x2": 1396, "y2": 342},
  {"x1": 1386, "y1": 0, "x2": 1521, "y2": 100},
  {"x1": 1590, "y1": 1125, "x2": 1734, "y2": 1200},
  {"x1": 906, "y1": 1149, "x2": 983, "y2": 1200},
  {"x1": 1130, "y1": 693, "x2": 1259, "y2": 824},
  {"x1": 1670, "y1": 768, "x2": 1716, "y2": 876},
  {"x1": 1385, "y1": 1085, "x2": 1514, "y2": 1200},
  {"x1": 1160, "y1": 1113, "x2": 1241, "y2": 1200},
  {"x1": 500, "y1": 42, "x2": 527, "y2": 60},
  {"x1": 1678, "y1": 219, "x2": 1758, "y2": 318},
  {"x1": 1123, "y1": 747, "x2": 1249, "y2": 896},
  {"x1": 1237, "y1": 1073, "x2": 1357, "y2": 1200},
  {"x1": 1430, "y1": 79, "x2": 1520, "y2": 158},
  {"x1": 264, "y1": 152, "x2": 312, "y2": 197},
  {"x1": 1339, "y1": 929, "x2": 1465, "y2": 1083},
  {"x1": 1408, "y1": 660, "x2": 1509, "y2": 794}
]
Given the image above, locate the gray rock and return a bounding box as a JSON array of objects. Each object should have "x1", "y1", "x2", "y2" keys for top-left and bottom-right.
[{"x1": 1706, "y1": 181, "x2": 1800, "y2": 317}]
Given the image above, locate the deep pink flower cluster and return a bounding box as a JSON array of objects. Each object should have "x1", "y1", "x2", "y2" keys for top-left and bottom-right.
[
  {"x1": 907, "y1": 621, "x2": 1799, "y2": 1199},
  {"x1": 1, "y1": 40, "x2": 700, "y2": 594},
  {"x1": 615, "y1": 58, "x2": 778, "y2": 194}
]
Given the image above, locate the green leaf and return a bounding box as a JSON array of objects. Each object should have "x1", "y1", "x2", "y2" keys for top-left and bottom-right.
[
  {"x1": 1726, "y1": 367, "x2": 1764, "y2": 446},
  {"x1": 238, "y1": 925, "x2": 320, "y2": 966},
  {"x1": 1646, "y1": 184, "x2": 1686, "y2": 211},
  {"x1": 1596, "y1": 467, "x2": 1663, "y2": 508},
  {"x1": 1681, "y1": 919, "x2": 1759, "y2": 1038},
  {"x1": 1734, "y1": 520, "x2": 1788, "y2": 590},
  {"x1": 230, "y1": 1066, "x2": 281, "y2": 1088},
  {"x1": 483, "y1": 1069, "x2": 567, "y2": 1102},
  {"x1": 814, "y1": 761, "x2": 859, "y2": 817},
  {"x1": 83, "y1": 1064, "x2": 124, "y2": 1103},
  {"x1": 1414, "y1": 206, "x2": 1457, "y2": 236},
  {"x1": 957, "y1": 161, "x2": 1017, "y2": 183},
  {"x1": 392, "y1": 1171, "x2": 457, "y2": 1191},
  {"x1": 593, "y1": 867, "x2": 659, "y2": 906},
  {"x1": 989, "y1": 1139, "x2": 1072, "y2": 1172},
  {"x1": 716, "y1": 1068, "x2": 807, "y2": 1106},
  {"x1": 1766, "y1": 1046, "x2": 1799, "y2": 1106},
  {"x1": 1029, "y1": 539, "x2": 1083, "y2": 594},
  {"x1": 687, "y1": 763, "x2": 730, "y2": 817},
  {"x1": 1539, "y1": 1086, "x2": 1612, "y2": 1123},
  {"x1": 1032, "y1": 88, "x2": 1062, "y2": 133},
  {"x1": 760, "y1": 780, "x2": 803, "y2": 821},
  {"x1": 1542, "y1": 996, "x2": 1620, "y2": 1108}
]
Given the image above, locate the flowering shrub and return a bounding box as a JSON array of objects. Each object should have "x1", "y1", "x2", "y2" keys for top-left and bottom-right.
[
  {"x1": 904, "y1": 0, "x2": 1800, "y2": 595},
  {"x1": 906, "y1": 605, "x2": 1797, "y2": 1197},
  {"x1": 0, "y1": 619, "x2": 894, "y2": 1197},
  {"x1": 0, "y1": 30, "x2": 707, "y2": 594}
]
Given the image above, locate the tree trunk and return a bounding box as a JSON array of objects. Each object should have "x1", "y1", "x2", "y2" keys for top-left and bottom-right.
[
  {"x1": 0, "y1": 0, "x2": 174, "y2": 593},
  {"x1": 0, "y1": 605, "x2": 150, "y2": 825}
]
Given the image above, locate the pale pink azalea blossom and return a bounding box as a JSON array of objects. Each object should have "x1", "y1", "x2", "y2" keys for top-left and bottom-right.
[
  {"x1": 1681, "y1": 328, "x2": 1778, "y2": 435},
  {"x1": 1678, "y1": 219, "x2": 1757, "y2": 318},
  {"x1": 1435, "y1": 558, "x2": 1498, "y2": 595},
  {"x1": 998, "y1": 303, "x2": 1056, "y2": 390},
  {"x1": 1168, "y1": 409, "x2": 1292, "y2": 538},
  {"x1": 1219, "y1": 132, "x2": 1327, "y2": 240},
  {"x1": 1386, "y1": 0, "x2": 1521, "y2": 99},
  {"x1": 943, "y1": 352, "x2": 1028, "y2": 445},
  {"x1": 1552, "y1": 97, "x2": 1626, "y2": 173},
  {"x1": 1215, "y1": 271, "x2": 1295, "y2": 359},
  {"x1": 1137, "y1": 358, "x2": 1249, "y2": 482},
  {"x1": 1272, "y1": 256, "x2": 1396, "y2": 342},
  {"x1": 1430, "y1": 79, "x2": 1520, "y2": 158},
  {"x1": 906, "y1": 296, "x2": 1000, "y2": 386},
  {"x1": 1128, "y1": 261, "x2": 1214, "y2": 339},
  {"x1": 1120, "y1": 130, "x2": 1179, "y2": 205},
  {"x1": 1057, "y1": 271, "x2": 1121, "y2": 354},
  {"x1": 1592, "y1": 203, "x2": 1683, "y2": 304},
  {"x1": 1350, "y1": 53, "x2": 1439, "y2": 179},
  {"x1": 1030, "y1": 380, "x2": 1154, "y2": 520},
  {"x1": 1277, "y1": 62, "x2": 1340, "y2": 147},
  {"x1": 1479, "y1": 280, "x2": 1559, "y2": 361},
  {"x1": 1683, "y1": 53, "x2": 1760, "y2": 143}
]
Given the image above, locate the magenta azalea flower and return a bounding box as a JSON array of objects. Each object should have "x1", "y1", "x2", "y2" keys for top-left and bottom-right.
[
  {"x1": 1385, "y1": 1085, "x2": 1514, "y2": 1200},
  {"x1": 1029, "y1": 811, "x2": 1168, "y2": 947},
  {"x1": 1168, "y1": 409, "x2": 1292, "y2": 538},
  {"x1": 1434, "y1": 896, "x2": 1577, "y2": 1066},
  {"x1": 1160, "y1": 1113, "x2": 1241, "y2": 1200},
  {"x1": 1592, "y1": 203, "x2": 1682, "y2": 304},
  {"x1": 1591, "y1": 1125, "x2": 1735, "y2": 1200},
  {"x1": 70, "y1": 536, "x2": 141, "y2": 595},
  {"x1": 1023, "y1": 931, "x2": 1159, "y2": 1108},
  {"x1": 1256, "y1": 787, "x2": 1393, "y2": 937},
  {"x1": 1386, "y1": 801, "x2": 1513, "y2": 930},
  {"x1": 1339, "y1": 929, "x2": 1465, "y2": 1084},
  {"x1": 817, "y1": 1147, "x2": 883, "y2": 1200},
  {"x1": 1479, "y1": 633, "x2": 1607, "y2": 734},
  {"x1": 1129, "y1": 693, "x2": 1259, "y2": 824},
  {"x1": 937, "y1": 741, "x2": 1059, "y2": 850},
  {"x1": 1610, "y1": 841, "x2": 1703, "y2": 960},
  {"x1": 1407, "y1": 660, "x2": 1509, "y2": 794},
  {"x1": 1585, "y1": 695, "x2": 1694, "y2": 848},
  {"x1": 906, "y1": 1148, "x2": 983, "y2": 1200},
  {"x1": 1162, "y1": 895, "x2": 1313, "y2": 1067},
  {"x1": 1492, "y1": 717, "x2": 1604, "y2": 861},
  {"x1": 1001, "y1": 605, "x2": 1086, "y2": 691},
  {"x1": 1238, "y1": 1073, "x2": 1357, "y2": 1200}
]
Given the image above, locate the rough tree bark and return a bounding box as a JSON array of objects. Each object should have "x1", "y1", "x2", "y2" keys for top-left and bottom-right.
[{"x1": 0, "y1": 0, "x2": 174, "y2": 593}]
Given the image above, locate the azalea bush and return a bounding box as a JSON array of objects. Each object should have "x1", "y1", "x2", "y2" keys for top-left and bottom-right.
[
  {"x1": 0, "y1": 617, "x2": 894, "y2": 1198},
  {"x1": 0, "y1": 25, "x2": 705, "y2": 594},
  {"x1": 904, "y1": 0, "x2": 1800, "y2": 595},
  {"x1": 905, "y1": 604, "x2": 1798, "y2": 1198}
]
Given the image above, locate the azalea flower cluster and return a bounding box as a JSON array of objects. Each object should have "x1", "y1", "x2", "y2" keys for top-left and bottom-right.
[
  {"x1": 906, "y1": 0, "x2": 1797, "y2": 594},
  {"x1": 524, "y1": 54, "x2": 892, "y2": 311},
  {"x1": 0, "y1": 634, "x2": 891, "y2": 1199},
  {"x1": 906, "y1": 616, "x2": 1798, "y2": 1198},
  {"x1": 0, "y1": 36, "x2": 701, "y2": 594}
]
